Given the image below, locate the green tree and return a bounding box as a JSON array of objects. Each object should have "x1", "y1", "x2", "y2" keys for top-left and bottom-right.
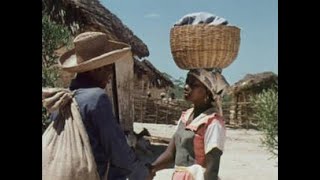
[
  {"x1": 173, "y1": 77, "x2": 185, "y2": 88},
  {"x1": 42, "y1": 14, "x2": 72, "y2": 133},
  {"x1": 172, "y1": 77, "x2": 185, "y2": 99},
  {"x1": 250, "y1": 86, "x2": 278, "y2": 157},
  {"x1": 172, "y1": 81, "x2": 184, "y2": 99},
  {"x1": 162, "y1": 72, "x2": 185, "y2": 99}
]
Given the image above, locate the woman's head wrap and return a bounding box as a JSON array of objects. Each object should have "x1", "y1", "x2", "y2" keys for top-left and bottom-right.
[
  {"x1": 187, "y1": 68, "x2": 229, "y2": 116},
  {"x1": 187, "y1": 68, "x2": 229, "y2": 99}
]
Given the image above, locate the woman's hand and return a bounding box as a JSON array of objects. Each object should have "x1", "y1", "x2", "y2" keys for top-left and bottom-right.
[
  {"x1": 145, "y1": 163, "x2": 156, "y2": 180},
  {"x1": 150, "y1": 137, "x2": 176, "y2": 172}
]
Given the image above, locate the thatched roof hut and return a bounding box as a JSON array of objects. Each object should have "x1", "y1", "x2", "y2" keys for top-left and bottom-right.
[
  {"x1": 43, "y1": 0, "x2": 177, "y2": 130},
  {"x1": 42, "y1": 0, "x2": 149, "y2": 58},
  {"x1": 43, "y1": 0, "x2": 174, "y2": 90},
  {"x1": 227, "y1": 71, "x2": 278, "y2": 127},
  {"x1": 135, "y1": 59, "x2": 174, "y2": 88},
  {"x1": 133, "y1": 58, "x2": 174, "y2": 99},
  {"x1": 228, "y1": 71, "x2": 278, "y2": 95}
]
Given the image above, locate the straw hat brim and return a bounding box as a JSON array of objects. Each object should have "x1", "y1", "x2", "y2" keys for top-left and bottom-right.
[{"x1": 58, "y1": 42, "x2": 132, "y2": 73}]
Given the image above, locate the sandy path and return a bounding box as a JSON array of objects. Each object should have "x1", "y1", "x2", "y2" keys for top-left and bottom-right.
[{"x1": 134, "y1": 122, "x2": 278, "y2": 180}]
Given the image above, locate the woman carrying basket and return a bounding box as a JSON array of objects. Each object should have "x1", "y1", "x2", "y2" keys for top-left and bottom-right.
[{"x1": 146, "y1": 12, "x2": 240, "y2": 180}]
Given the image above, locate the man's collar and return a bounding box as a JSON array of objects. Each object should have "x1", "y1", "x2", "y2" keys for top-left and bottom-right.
[{"x1": 69, "y1": 74, "x2": 98, "y2": 90}]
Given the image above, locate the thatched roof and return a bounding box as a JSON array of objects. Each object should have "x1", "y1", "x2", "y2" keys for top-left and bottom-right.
[
  {"x1": 42, "y1": 0, "x2": 149, "y2": 58},
  {"x1": 133, "y1": 58, "x2": 148, "y2": 76},
  {"x1": 229, "y1": 71, "x2": 278, "y2": 95},
  {"x1": 134, "y1": 58, "x2": 174, "y2": 88}
]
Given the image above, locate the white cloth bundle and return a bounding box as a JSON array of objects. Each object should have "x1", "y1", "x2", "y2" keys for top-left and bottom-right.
[{"x1": 174, "y1": 12, "x2": 228, "y2": 26}]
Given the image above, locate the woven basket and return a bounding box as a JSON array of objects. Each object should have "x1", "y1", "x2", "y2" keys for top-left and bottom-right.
[{"x1": 170, "y1": 24, "x2": 240, "y2": 69}]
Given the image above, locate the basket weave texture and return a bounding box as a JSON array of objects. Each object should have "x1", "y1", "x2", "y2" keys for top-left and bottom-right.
[{"x1": 170, "y1": 24, "x2": 240, "y2": 69}]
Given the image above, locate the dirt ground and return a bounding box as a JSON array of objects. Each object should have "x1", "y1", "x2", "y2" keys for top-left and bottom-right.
[{"x1": 134, "y1": 122, "x2": 278, "y2": 180}]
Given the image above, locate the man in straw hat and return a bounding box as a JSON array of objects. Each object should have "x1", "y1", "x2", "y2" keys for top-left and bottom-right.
[{"x1": 51, "y1": 32, "x2": 151, "y2": 180}]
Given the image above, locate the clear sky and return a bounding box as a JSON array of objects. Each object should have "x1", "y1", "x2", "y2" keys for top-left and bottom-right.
[{"x1": 102, "y1": 0, "x2": 278, "y2": 84}]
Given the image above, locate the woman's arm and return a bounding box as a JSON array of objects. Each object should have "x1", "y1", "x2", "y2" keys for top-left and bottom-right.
[
  {"x1": 204, "y1": 148, "x2": 222, "y2": 180},
  {"x1": 151, "y1": 136, "x2": 176, "y2": 172}
]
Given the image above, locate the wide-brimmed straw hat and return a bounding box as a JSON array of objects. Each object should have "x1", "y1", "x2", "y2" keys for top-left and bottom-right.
[{"x1": 58, "y1": 32, "x2": 131, "y2": 73}]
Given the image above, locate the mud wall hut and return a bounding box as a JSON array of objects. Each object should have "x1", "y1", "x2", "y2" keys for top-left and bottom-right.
[{"x1": 43, "y1": 0, "x2": 151, "y2": 131}]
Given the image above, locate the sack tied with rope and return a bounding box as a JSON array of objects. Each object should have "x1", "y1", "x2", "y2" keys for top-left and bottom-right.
[{"x1": 42, "y1": 88, "x2": 100, "y2": 180}]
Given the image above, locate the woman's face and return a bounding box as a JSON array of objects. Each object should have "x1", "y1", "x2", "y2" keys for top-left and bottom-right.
[{"x1": 184, "y1": 75, "x2": 208, "y2": 105}]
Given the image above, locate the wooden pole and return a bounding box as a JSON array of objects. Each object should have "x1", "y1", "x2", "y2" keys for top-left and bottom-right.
[
  {"x1": 140, "y1": 99, "x2": 144, "y2": 123},
  {"x1": 155, "y1": 103, "x2": 158, "y2": 124},
  {"x1": 166, "y1": 106, "x2": 169, "y2": 124}
]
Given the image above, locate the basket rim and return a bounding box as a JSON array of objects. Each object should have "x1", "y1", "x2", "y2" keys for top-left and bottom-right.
[
  {"x1": 171, "y1": 24, "x2": 241, "y2": 30},
  {"x1": 171, "y1": 49, "x2": 239, "y2": 52}
]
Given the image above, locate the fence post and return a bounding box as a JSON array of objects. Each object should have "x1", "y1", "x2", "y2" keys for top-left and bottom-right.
[
  {"x1": 140, "y1": 98, "x2": 144, "y2": 123},
  {"x1": 155, "y1": 103, "x2": 158, "y2": 124},
  {"x1": 166, "y1": 106, "x2": 169, "y2": 124}
]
